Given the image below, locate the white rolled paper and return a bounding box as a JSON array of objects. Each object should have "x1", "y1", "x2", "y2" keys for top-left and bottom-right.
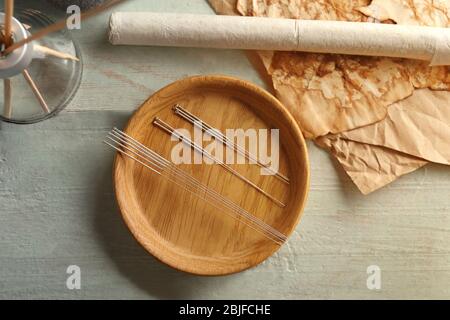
[{"x1": 109, "y1": 12, "x2": 450, "y2": 66}]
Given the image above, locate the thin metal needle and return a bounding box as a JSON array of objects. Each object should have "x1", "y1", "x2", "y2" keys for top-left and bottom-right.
[
  {"x1": 173, "y1": 104, "x2": 290, "y2": 184},
  {"x1": 153, "y1": 117, "x2": 286, "y2": 208},
  {"x1": 105, "y1": 129, "x2": 287, "y2": 244},
  {"x1": 22, "y1": 69, "x2": 50, "y2": 113},
  {"x1": 109, "y1": 128, "x2": 287, "y2": 242}
]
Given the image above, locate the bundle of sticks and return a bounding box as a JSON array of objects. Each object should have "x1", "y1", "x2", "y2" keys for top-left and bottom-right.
[{"x1": 1, "y1": 0, "x2": 125, "y2": 119}]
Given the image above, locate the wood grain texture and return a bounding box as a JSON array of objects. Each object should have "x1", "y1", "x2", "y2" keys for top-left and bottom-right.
[
  {"x1": 114, "y1": 75, "x2": 309, "y2": 275},
  {"x1": 0, "y1": 0, "x2": 448, "y2": 299}
]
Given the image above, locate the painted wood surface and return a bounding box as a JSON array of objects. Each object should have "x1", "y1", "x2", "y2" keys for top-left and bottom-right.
[{"x1": 0, "y1": 0, "x2": 449, "y2": 299}]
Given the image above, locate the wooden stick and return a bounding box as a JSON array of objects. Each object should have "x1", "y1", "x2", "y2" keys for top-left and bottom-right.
[
  {"x1": 3, "y1": 0, "x2": 125, "y2": 56},
  {"x1": 2, "y1": 1, "x2": 13, "y2": 119},
  {"x1": 3, "y1": 79, "x2": 12, "y2": 118},
  {"x1": 22, "y1": 69, "x2": 50, "y2": 113},
  {"x1": 34, "y1": 44, "x2": 79, "y2": 61},
  {"x1": 4, "y1": 0, "x2": 14, "y2": 48}
]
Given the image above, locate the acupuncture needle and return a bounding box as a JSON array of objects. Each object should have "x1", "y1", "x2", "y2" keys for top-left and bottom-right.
[
  {"x1": 105, "y1": 129, "x2": 287, "y2": 244},
  {"x1": 173, "y1": 104, "x2": 290, "y2": 184},
  {"x1": 153, "y1": 117, "x2": 286, "y2": 208},
  {"x1": 109, "y1": 128, "x2": 287, "y2": 241}
]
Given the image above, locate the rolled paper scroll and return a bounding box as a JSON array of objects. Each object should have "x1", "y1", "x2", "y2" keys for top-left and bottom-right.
[{"x1": 109, "y1": 12, "x2": 450, "y2": 66}]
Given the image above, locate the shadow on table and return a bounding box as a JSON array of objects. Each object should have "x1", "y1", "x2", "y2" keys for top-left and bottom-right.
[{"x1": 93, "y1": 164, "x2": 236, "y2": 299}]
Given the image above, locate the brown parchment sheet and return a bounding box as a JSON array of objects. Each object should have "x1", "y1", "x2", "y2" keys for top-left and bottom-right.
[
  {"x1": 359, "y1": 0, "x2": 450, "y2": 27},
  {"x1": 208, "y1": 0, "x2": 449, "y2": 194},
  {"x1": 315, "y1": 135, "x2": 427, "y2": 194},
  {"x1": 208, "y1": 0, "x2": 240, "y2": 15},
  {"x1": 318, "y1": 90, "x2": 450, "y2": 193},
  {"x1": 266, "y1": 52, "x2": 414, "y2": 138},
  {"x1": 236, "y1": 0, "x2": 450, "y2": 138},
  {"x1": 340, "y1": 89, "x2": 450, "y2": 166},
  {"x1": 321, "y1": 1, "x2": 450, "y2": 192}
]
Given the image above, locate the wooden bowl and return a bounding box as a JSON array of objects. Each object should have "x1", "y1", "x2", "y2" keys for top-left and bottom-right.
[{"x1": 114, "y1": 75, "x2": 309, "y2": 275}]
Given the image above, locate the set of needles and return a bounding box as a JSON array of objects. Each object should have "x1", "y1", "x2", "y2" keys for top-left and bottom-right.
[{"x1": 105, "y1": 105, "x2": 289, "y2": 245}]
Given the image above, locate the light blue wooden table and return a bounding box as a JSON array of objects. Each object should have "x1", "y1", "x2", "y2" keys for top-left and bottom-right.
[{"x1": 0, "y1": 0, "x2": 449, "y2": 299}]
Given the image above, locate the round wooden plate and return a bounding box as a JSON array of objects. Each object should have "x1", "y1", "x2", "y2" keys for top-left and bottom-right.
[{"x1": 114, "y1": 75, "x2": 309, "y2": 275}]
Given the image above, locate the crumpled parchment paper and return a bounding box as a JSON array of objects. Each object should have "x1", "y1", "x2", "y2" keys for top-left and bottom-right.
[
  {"x1": 359, "y1": 0, "x2": 449, "y2": 27},
  {"x1": 315, "y1": 134, "x2": 428, "y2": 194},
  {"x1": 317, "y1": 88, "x2": 450, "y2": 194},
  {"x1": 208, "y1": 0, "x2": 449, "y2": 194},
  {"x1": 340, "y1": 89, "x2": 450, "y2": 166}
]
